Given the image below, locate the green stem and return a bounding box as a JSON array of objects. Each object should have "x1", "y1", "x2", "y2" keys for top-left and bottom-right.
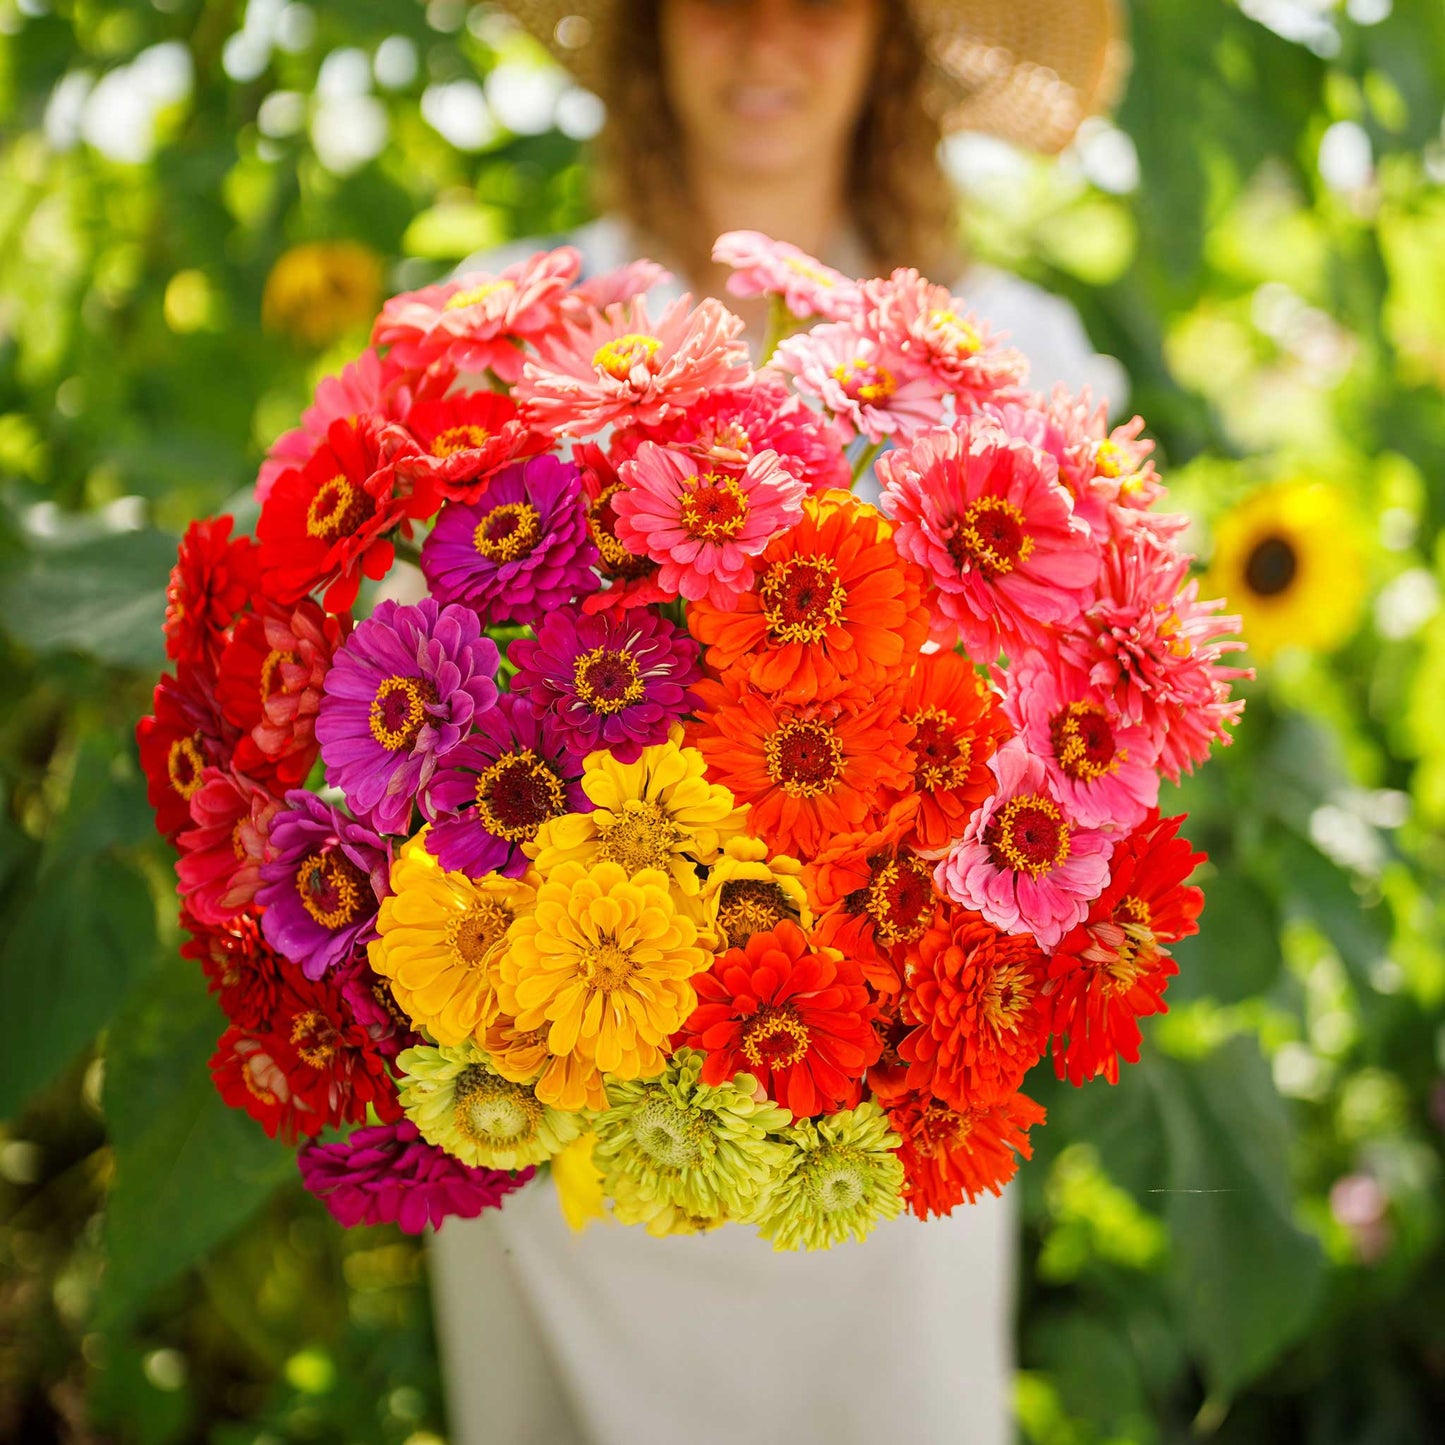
[
  {"x1": 850, "y1": 439, "x2": 884, "y2": 488},
  {"x1": 393, "y1": 537, "x2": 423, "y2": 568},
  {"x1": 759, "y1": 294, "x2": 792, "y2": 364}
]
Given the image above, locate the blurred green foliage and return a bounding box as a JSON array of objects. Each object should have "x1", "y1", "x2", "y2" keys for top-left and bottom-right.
[{"x1": 1, "y1": 0, "x2": 1444, "y2": 1440}]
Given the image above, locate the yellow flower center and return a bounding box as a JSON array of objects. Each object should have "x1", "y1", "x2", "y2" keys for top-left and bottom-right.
[
  {"x1": 927, "y1": 308, "x2": 981, "y2": 357},
  {"x1": 444, "y1": 279, "x2": 515, "y2": 310},
  {"x1": 950, "y1": 496, "x2": 1035, "y2": 579},
  {"x1": 369, "y1": 675, "x2": 437, "y2": 751},
  {"x1": 259, "y1": 648, "x2": 299, "y2": 703},
  {"x1": 474, "y1": 750, "x2": 566, "y2": 841},
  {"x1": 979, "y1": 959, "x2": 1034, "y2": 1035},
  {"x1": 831, "y1": 357, "x2": 896, "y2": 404},
  {"x1": 579, "y1": 935, "x2": 637, "y2": 993},
  {"x1": 474, "y1": 501, "x2": 541, "y2": 563},
  {"x1": 679, "y1": 472, "x2": 750, "y2": 541},
  {"x1": 587, "y1": 481, "x2": 655, "y2": 578},
  {"x1": 716, "y1": 878, "x2": 795, "y2": 948},
  {"x1": 918, "y1": 1103, "x2": 971, "y2": 1152},
  {"x1": 630, "y1": 1090, "x2": 707, "y2": 1169},
  {"x1": 783, "y1": 256, "x2": 836, "y2": 285},
  {"x1": 167, "y1": 735, "x2": 205, "y2": 801},
  {"x1": 1093, "y1": 438, "x2": 1128, "y2": 478},
  {"x1": 864, "y1": 853, "x2": 934, "y2": 947},
  {"x1": 985, "y1": 793, "x2": 1071, "y2": 877},
  {"x1": 595, "y1": 801, "x2": 682, "y2": 874},
  {"x1": 593, "y1": 332, "x2": 662, "y2": 380},
  {"x1": 1116, "y1": 894, "x2": 1152, "y2": 928},
  {"x1": 447, "y1": 900, "x2": 512, "y2": 968},
  {"x1": 295, "y1": 849, "x2": 368, "y2": 929},
  {"x1": 572, "y1": 646, "x2": 644, "y2": 714},
  {"x1": 433, "y1": 424, "x2": 490, "y2": 458},
  {"x1": 765, "y1": 718, "x2": 845, "y2": 798},
  {"x1": 906, "y1": 706, "x2": 972, "y2": 791},
  {"x1": 741, "y1": 1007, "x2": 812, "y2": 1071},
  {"x1": 1048, "y1": 701, "x2": 1118, "y2": 782},
  {"x1": 1098, "y1": 922, "x2": 1158, "y2": 996},
  {"x1": 289, "y1": 1008, "x2": 339, "y2": 1067},
  {"x1": 453, "y1": 1065, "x2": 542, "y2": 1144},
  {"x1": 759, "y1": 555, "x2": 847, "y2": 645},
  {"x1": 306, "y1": 474, "x2": 373, "y2": 542}
]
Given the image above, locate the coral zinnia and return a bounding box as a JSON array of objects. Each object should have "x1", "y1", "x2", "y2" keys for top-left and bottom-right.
[
  {"x1": 420, "y1": 455, "x2": 598, "y2": 626},
  {"x1": 388, "y1": 390, "x2": 547, "y2": 507},
  {"x1": 935, "y1": 742, "x2": 1113, "y2": 951},
  {"x1": 316, "y1": 598, "x2": 499, "y2": 837},
  {"x1": 886, "y1": 1088, "x2": 1046, "y2": 1218},
  {"x1": 369, "y1": 833, "x2": 536, "y2": 1046},
  {"x1": 687, "y1": 673, "x2": 914, "y2": 858},
  {"x1": 1048, "y1": 811, "x2": 1204, "y2": 1085},
  {"x1": 499, "y1": 860, "x2": 710, "y2": 1082},
  {"x1": 175, "y1": 766, "x2": 279, "y2": 923},
  {"x1": 396, "y1": 1041, "x2": 586, "y2": 1170},
  {"x1": 592, "y1": 1049, "x2": 791, "y2": 1234},
  {"x1": 896, "y1": 648, "x2": 1011, "y2": 853},
  {"x1": 712, "y1": 231, "x2": 863, "y2": 322},
  {"x1": 423, "y1": 692, "x2": 588, "y2": 879},
  {"x1": 696, "y1": 835, "x2": 812, "y2": 952},
  {"x1": 876, "y1": 417, "x2": 1099, "y2": 657},
  {"x1": 613, "y1": 441, "x2": 807, "y2": 609},
  {"x1": 508, "y1": 605, "x2": 701, "y2": 764},
  {"x1": 298, "y1": 1119, "x2": 534, "y2": 1233},
  {"x1": 164, "y1": 516, "x2": 260, "y2": 667},
  {"x1": 679, "y1": 921, "x2": 879, "y2": 1118},
  {"x1": 749, "y1": 1102, "x2": 904, "y2": 1251},
  {"x1": 897, "y1": 902, "x2": 1049, "y2": 1112}
]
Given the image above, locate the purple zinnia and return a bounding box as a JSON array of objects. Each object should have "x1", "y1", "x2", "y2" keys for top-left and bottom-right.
[
  {"x1": 257, "y1": 790, "x2": 390, "y2": 979},
  {"x1": 420, "y1": 454, "x2": 599, "y2": 626},
  {"x1": 298, "y1": 1120, "x2": 534, "y2": 1233},
  {"x1": 422, "y1": 692, "x2": 590, "y2": 877},
  {"x1": 316, "y1": 597, "x2": 500, "y2": 836},
  {"x1": 508, "y1": 605, "x2": 702, "y2": 763}
]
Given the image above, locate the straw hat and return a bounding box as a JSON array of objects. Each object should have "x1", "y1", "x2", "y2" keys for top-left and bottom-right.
[{"x1": 494, "y1": 0, "x2": 1128, "y2": 154}]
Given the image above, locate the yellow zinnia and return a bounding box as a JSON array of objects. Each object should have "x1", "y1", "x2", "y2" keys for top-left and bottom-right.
[
  {"x1": 500, "y1": 860, "x2": 711, "y2": 1083},
  {"x1": 526, "y1": 732, "x2": 748, "y2": 898},
  {"x1": 697, "y1": 836, "x2": 813, "y2": 952},
  {"x1": 480, "y1": 1011, "x2": 610, "y2": 1113},
  {"x1": 1204, "y1": 480, "x2": 1366, "y2": 664},
  {"x1": 261, "y1": 239, "x2": 383, "y2": 350},
  {"x1": 370, "y1": 836, "x2": 535, "y2": 1046}
]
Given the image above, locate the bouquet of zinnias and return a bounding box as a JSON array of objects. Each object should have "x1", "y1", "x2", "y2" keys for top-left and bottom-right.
[{"x1": 138, "y1": 233, "x2": 1247, "y2": 1249}]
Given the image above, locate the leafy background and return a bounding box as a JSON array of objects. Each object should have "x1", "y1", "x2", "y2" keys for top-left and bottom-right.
[{"x1": 2, "y1": 0, "x2": 1443, "y2": 1440}]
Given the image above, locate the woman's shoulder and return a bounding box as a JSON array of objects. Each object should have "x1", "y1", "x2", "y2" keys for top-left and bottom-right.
[{"x1": 956, "y1": 262, "x2": 1128, "y2": 409}]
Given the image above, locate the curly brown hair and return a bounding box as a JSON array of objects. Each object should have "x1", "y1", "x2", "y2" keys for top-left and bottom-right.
[{"x1": 592, "y1": 0, "x2": 958, "y2": 280}]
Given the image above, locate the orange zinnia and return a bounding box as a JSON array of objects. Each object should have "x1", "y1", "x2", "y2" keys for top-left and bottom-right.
[
  {"x1": 688, "y1": 674, "x2": 914, "y2": 858},
  {"x1": 687, "y1": 490, "x2": 929, "y2": 705},
  {"x1": 896, "y1": 649, "x2": 1012, "y2": 852}
]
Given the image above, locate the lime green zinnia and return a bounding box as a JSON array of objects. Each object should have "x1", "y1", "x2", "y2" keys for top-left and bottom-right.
[
  {"x1": 749, "y1": 1101, "x2": 905, "y2": 1251},
  {"x1": 397, "y1": 1040, "x2": 586, "y2": 1170},
  {"x1": 592, "y1": 1048, "x2": 792, "y2": 1233}
]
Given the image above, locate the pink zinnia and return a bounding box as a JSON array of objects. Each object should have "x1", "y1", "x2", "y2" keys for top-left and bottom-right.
[
  {"x1": 936, "y1": 742, "x2": 1114, "y2": 951},
  {"x1": 712, "y1": 230, "x2": 863, "y2": 322},
  {"x1": 1059, "y1": 532, "x2": 1250, "y2": 783},
  {"x1": 876, "y1": 418, "x2": 1099, "y2": 656},
  {"x1": 864, "y1": 268, "x2": 1026, "y2": 411},
  {"x1": 516, "y1": 293, "x2": 749, "y2": 435},
  {"x1": 613, "y1": 441, "x2": 807, "y2": 608},
  {"x1": 176, "y1": 767, "x2": 281, "y2": 924},
  {"x1": 372, "y1": 248, "x2": 581, "y2": 382},
  {"x1": 566, "y1": 258, "x2": 670, "y2": 312},
  {"x1": 1001, "y1": 658, "x2": 1160, "y2": 831},
  {"x1": 772, "y1": 322, "x2": 943, "y2": 442}
]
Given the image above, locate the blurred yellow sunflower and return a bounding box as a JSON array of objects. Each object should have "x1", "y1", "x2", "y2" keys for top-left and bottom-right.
[
  {"x1": 261, "y1": 240, "x2": 383, "y2": 349},
  {"x1": 1205, "y1": 481, "x2": 1366, "y2": 664}
]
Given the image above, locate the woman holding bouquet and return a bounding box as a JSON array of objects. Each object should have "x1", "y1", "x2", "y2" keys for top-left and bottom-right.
[{"x1": 426, "y1": 1, "x2": 1129, "y2": 1441}]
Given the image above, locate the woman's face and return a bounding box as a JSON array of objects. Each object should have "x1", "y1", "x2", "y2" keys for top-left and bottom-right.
[{"x1": 659, "y1": 0, "x2": 883, "y2": 180}]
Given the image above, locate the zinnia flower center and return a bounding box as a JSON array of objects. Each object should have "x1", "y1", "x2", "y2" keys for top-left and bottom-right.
[
  {"x1": 907, "y1": 707, "x2": 972, "y2": 790},
  {"x1": 926, "y1": 309, "x2": 981, "y2": 357},
  {"x1": 595, "y1": 802, "x2": 682, "y2": 874},
  {"x1": 1243, "y1": 534, "x2": 1299, "y2": 597},
  {"x1": 985, "y1": 794, "x2": 1072, "y2": 877},
  {"x1": 1116, "y1": 894, "x2": 1152, "y2": 928},
  {"x1": 474, "y1": 501, "x2": 541, "y2": 563},
  {"x1": 295, "y1": 848, "x2": 369, "y2": 929},
  {"x1": 306, "y1": 475, "x2": 374, "y2": 543},
  {"x1": 588, "y1": 483, "x2": 656, "y2": 579},
  {"x1": 572, "y1": 646, "x2": 645, "y2": 714},
  {"x1": 259, "y1": 648, "x2": 299, "y2": 703},
  {"x1": 447, "y1": 900, "x2": 512, "y2": 967},
  {"x1": 1093, "y1": 438, "x2": 1129, "y2": 478},
  {"x1": 950, "y1": 496, "x2": 1035, "y2": 579},
  {"x1": 679, "y1": 473, "x2": 749, "y2": 541},
  {"x1": 741, "y1": 1007, "x2": 812, "y2": 1071},
  {"x1": 167, "y1": 734, "x2": 205, "y2": 800},
  {"x1": 444, "y1": 279, "x2": 514, "y2": 310},
  {"x1": 864, "y1": 853, "x2": 934, "y2": 946},
  {"x1": 832, "y1": 357, "x2": 896, "y2": 405},
  {"x1": 1096, "y1": 921, "x2": 1159, "y2": 996},
  {"x1": 784, "y1": 256, "x2": 836, "y2": 285},
  {"x1": 474, "y1": 750, "x2": 566, "y2": 840},
  {"x1": 629, "y1": 1091, "x2": 706, "y2": 1169},
  {"x1": 369, "y1": 675, "x2": 438, "y2": 751},
  {"x1": 765, "y1": 719, "x2": 845, "y2": 798},
  {"x1": 432, "y1": 424, "x2": 490, "y2": 457},
  {"x1": 919, "y1": 1103, "x2": 971, "y2": 1151},
  {"x1": 759, "y1": 556, "x2": 847, "y2": 645},
  {"x1": 1049, "y1": 701, "x2": 1117, "y2": 782},
  {"x1": 593, "y1": 332, "x2": 662, "y2": 380},
  {"x1": 579, "y1": 936, "x2": 637, "y2": 992},
  {"x1": 453, "y1": 1065, "x2": 542, "y2": 1144},
  {"x1": 716, "y1": 879, "x2": 795, "y2": 948},
  {"x1": 802, "y1": 1147, "x2": 868, "y2": 1213},
  {"x1": 979, "y1": 959, "x2": 1034, "y2": 1035},
  {"x1": 289, "y1": 1008, "x2": 339, "y2": 1067}
]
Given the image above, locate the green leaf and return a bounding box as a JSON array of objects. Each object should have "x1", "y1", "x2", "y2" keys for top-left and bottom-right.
[
  {"x1": 1, "y1": 528, "x2": 176, "y2": 669},
  {"x1": 98, "y1": 959, "x2": 292, "y2": 1328},
  {"x1": 0, "y1": 851, "x2": 158, "y2": 1119},
  {"x1": 1147, "y1": 1038, "x2": 1325, "y2": 1400},
  {"x1": 1169, "y1": 871, "x2": 1284, "y2": 1005}
]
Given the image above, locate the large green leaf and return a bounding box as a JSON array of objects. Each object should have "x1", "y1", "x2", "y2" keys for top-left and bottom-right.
[
  {"x1": 97, "y1": 958, "x2": 293, "y2": 1328},
  {"x1": 1147, "y1": 1038, "x2": 1326, "y2": 1400}
]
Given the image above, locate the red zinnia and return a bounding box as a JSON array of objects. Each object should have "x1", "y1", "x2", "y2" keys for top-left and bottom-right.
[
  {"x1": 136, "y1": 662, "x2": 234, "y2": 839},
  {"x1": 575, "y1": 441, "x2": 670, "y2": 614},
  {"x1": 387, "y1": 390, "x2": 548, "y2": 506},
  {"x1": 163, "y1": 515, "x2": 260, "y2": 667},
  {"x1": 256, "y1": 415, "x2": 434, "y2": 614},
  {"x1": 1048, "y1": 811, "x2": 1205, "y2": 1085},
  {"x1": 677, "y1": 921, "x2": 880, "y2": 1117},
  {"x1": 181, "y1": 909, "x2": 287, "y2": 1030},
  {"x1": 898, "y1": 902, "x2": 1049, "y2": 1111},
  {"x1": 887, "y1": 1087, "x2": 1046, "y2": 1218}
]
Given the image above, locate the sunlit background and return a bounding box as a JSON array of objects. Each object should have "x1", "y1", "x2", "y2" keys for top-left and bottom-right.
[{"x1": 2, "y1": 0, "x2": 1444, "y2": 1440}]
